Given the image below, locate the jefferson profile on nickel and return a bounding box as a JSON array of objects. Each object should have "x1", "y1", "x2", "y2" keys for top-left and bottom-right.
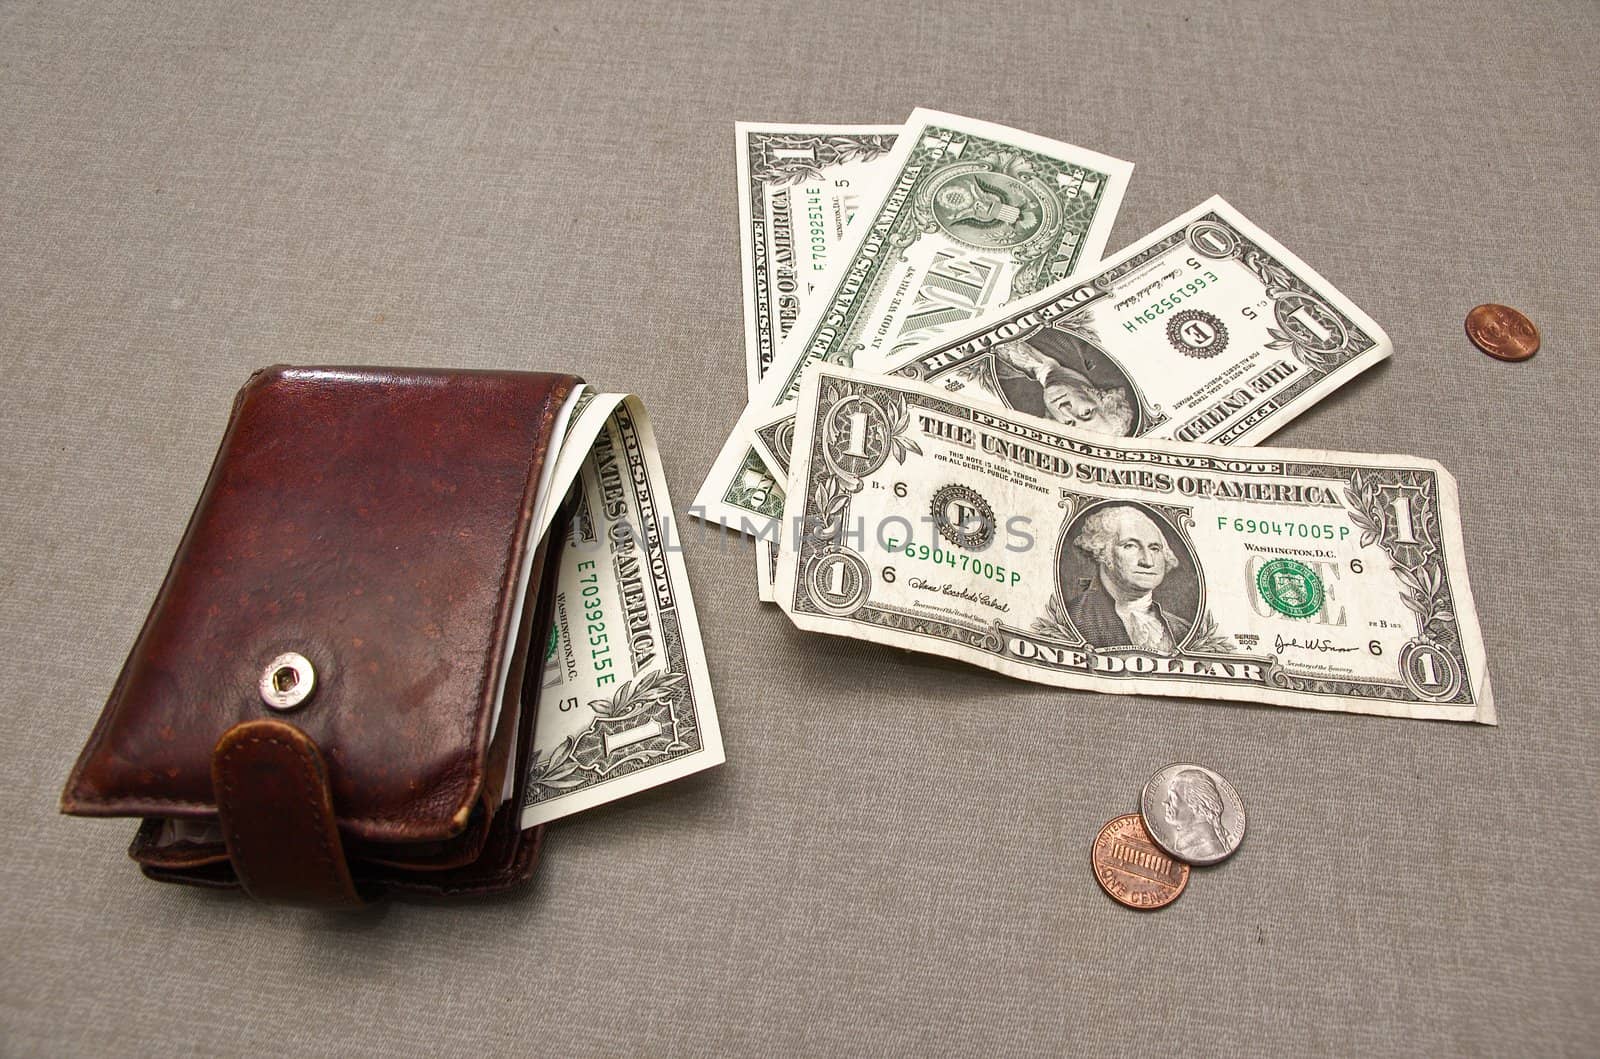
[
  {"x1": 1141, "y1": 763, "x2": 1246, "y2": 866},
  {"x1": 1160, "y1": 768, "x2": 1234, "y2": 862}
]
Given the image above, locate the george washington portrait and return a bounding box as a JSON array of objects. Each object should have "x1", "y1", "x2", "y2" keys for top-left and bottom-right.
[
  {"x1": 1060, "y1": 502, "x2": 1199, "y2": 653},
  {"x1": 994, "y1": 326, "x2": 1140, "y2": 436}
]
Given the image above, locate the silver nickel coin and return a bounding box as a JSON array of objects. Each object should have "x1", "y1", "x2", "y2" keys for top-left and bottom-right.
[{"x1": 1140, "y1": 763, "x2": 1246, "y2": 866}]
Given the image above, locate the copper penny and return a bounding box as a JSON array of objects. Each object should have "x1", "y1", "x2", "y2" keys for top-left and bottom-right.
[
  {"x1": 1465, "y1": 303, "x2": 1539, "y2": 362},
  {"x1": 1091, "y1": 814, "x2": 1189, "y2": 910}
]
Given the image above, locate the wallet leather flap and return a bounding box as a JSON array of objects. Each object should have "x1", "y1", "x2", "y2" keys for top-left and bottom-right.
[
  {"x1": 212, "y1": 718, "x2": 364, "y2": 907},
  {"x1": 62, "y1": 366, "x2": 579, "y2": 844}
]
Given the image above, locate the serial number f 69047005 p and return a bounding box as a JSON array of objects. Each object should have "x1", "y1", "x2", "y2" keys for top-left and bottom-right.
[{"x1": 1218, "y1": 516, "x2": 1351, "y2": 541}]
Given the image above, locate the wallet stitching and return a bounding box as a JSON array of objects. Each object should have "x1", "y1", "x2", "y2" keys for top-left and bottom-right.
[{"x1": 218, "y1": 732, "x2": 354, "y2": 902}]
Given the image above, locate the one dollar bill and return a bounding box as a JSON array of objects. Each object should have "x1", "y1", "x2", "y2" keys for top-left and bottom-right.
[
  {"x1": 751, "y1": 196, "x2": 1392, "y2": 485},
  {"x1": 735, "y1": 122, "x2": 901, "y2": 600},
  {"x1": 775, "y1": 365, "x2": 1493, "y2": 723},
  {"x1": 695, "y1": 109, "x2": 1133, "y2": 531},
  {"x1": 736, "y1": 122, "x2": 900, "y2": 398},
  {"x1": 522, "y1": 393, "x2": 724, "y2": 827}
]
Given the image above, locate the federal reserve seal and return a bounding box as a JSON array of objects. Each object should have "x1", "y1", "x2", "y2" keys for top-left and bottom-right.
[
  {"x1": 1167, "y1": 309, "x2": 1228, "y2": 358},
  {"x1": 1255, "y1": 558, "x2": 1324, "y2": 618},
  {"x1": 930, "y1": 484, "x2": 995, "y2": 551}
]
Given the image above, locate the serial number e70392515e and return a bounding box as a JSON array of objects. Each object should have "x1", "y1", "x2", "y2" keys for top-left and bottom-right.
[{"x1": 577, "y1": 560, "x2": 618, "y2": 687}]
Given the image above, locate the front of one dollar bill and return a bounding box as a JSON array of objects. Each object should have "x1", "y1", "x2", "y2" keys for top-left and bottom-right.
[
  {"x1": 775, "y1": 366, "x2": 1493, "y2": 723},
  {"x1": 522, "y1": 394, "x2": 724, "y2": 827},
  {"x1": 751, "y1": 197, "x2": 1393, "y2": 484},
  {"x1": 736, "y1": 122, "x2": 901, "y2": 399}
]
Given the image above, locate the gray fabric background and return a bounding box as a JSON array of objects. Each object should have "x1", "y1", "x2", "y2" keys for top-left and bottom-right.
[{"x1": 3, "y1": 0, "x2": 1597, "y2": 1054}]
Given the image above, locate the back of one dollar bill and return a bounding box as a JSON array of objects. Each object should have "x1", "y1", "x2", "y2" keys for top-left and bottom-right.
[
  {"x1": 751, "y1": 196, "x2": 1392, "y2": 483},
  {"x1": 695, "y1": 109, "x2": 1134, "y2": 532},
  {"x1": 775, "y1": 366, "x2": 1493, "y2": 723}
]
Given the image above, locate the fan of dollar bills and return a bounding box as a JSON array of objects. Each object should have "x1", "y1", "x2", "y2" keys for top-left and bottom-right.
[
  {"x1": 515, "y1": 108, "x2": 1493, "y2": 832},
  {"x1": 693, "y1": 108, "x2": 1493, "y2": 725}
]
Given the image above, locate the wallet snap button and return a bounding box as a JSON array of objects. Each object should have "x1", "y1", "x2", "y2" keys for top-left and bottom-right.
[{"x1": 260, "y1": 652, "x2": 316, "y2": 711}]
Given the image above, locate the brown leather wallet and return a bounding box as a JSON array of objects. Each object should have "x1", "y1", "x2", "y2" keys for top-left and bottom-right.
[{"x1": 61, "y1": 365, "x2": 582, "y2": 908}]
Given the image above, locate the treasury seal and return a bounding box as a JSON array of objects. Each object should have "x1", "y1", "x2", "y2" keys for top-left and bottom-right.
[{"x1": 1255, "y1": 557, "x2": 1324, "y2": 618}]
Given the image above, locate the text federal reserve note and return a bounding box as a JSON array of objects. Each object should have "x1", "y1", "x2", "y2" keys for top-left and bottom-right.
[
  {"x1": 522, "y1": 394, "x2": 724, "y2": 827},
  {"x1": 695, "y1": 109, "x2": 1133, "y2": 533},
  {"x1": 775, "y1": 366, "x2": 1492, "y2": 723},
  {"x1": 750, "y1": 197, "x2": 1392, "y2": 485}
]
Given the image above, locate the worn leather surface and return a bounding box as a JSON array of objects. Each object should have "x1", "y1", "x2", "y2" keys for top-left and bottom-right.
[
  {"x1": 212, "y1": 718, "x2": 364, "y2": 908},
  {"x1": 116, "y1": 481, "x2": 569, "y2": 901},
  {"x1": 373, "y1": 521, "x2": 566, "y2": 897},
  {"x1": 61, "y1": 366, "x2": 577, "y2": 846}
]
